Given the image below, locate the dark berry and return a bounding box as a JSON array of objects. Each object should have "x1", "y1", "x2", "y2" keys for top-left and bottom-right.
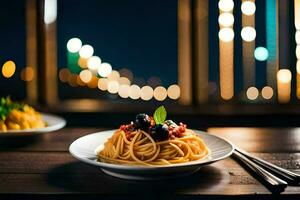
[
  {"x1": 150, "y1": 124, "x2": 169, "y2": 141},
  {"x1": 135, "y1": 113, "x2": 151, "y2": 131}
]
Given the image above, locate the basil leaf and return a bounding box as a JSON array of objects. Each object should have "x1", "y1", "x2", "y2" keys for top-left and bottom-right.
[{"x1": 153, "y1": 106, "x2": 167, "y2": 125}]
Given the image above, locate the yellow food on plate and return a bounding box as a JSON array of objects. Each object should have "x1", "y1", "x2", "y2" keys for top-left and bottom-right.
[{"x1": 0, "y1": 97, "x2": 46, "y2": 132}]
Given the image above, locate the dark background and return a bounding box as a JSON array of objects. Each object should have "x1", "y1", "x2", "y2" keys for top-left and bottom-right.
[
  {"x1": 0, "y1": 0, "x2": 270, "y2": 102},
  {"x1": 0, "y1": 0, "x2": 26, "y2": 99}
]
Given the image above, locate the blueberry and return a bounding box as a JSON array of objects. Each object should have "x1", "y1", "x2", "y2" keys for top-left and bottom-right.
[
  {"x1": 135, "y1": 113, "x2": 151, "y2": 131},
  {"x1": 150, "y1": 124, "x2": 169, "y2": 140}
]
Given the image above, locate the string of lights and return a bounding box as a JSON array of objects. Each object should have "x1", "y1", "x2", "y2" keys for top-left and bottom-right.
[{"x1": 60, "y1": 38, "x2": 181, "y2": 101}]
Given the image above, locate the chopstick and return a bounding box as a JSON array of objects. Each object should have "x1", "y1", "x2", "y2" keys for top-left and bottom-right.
[
  {"x1": 232, "y1": 150, "x2": 288, "y2": 193},
  {"x1": 235, "y1": 147, "x2": 300, "y2": 185}
]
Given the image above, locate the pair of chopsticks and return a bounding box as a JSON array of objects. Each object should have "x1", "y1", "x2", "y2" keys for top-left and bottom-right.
[{"x1": 232, "y1": 147, "x2": 300, "y2": 193}]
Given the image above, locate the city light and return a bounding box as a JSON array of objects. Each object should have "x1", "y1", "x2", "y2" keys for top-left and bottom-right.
[
  {"x1": 87, "y1": 76, "x2": 99, "y2": 88},
  {"x1": 107, "y1": 70, "x2": 120, "y2": 81},
  {"x1": 277, "y1": 69, "x2": 292, "y2": 83},
  {"x1": 129, "y1": 85, "x2": 141, "y2": 99},
  {"x1": 118, "y1": 77, "x2": 131, "y2": 85},
  {"x1": 118, "y1": 84, "x2": 131, "y2": 98},
  {"x1": 44, "y1": 0, "x2": 57, "y2": 24},
  {"x1": 261, "y1": 86, "x2": 273, "y2": 100},
  {"x1": 254, "y1": 47, "x2": 269, "y2": 61},
  {"x1": 79, "y1": 45, "x2": 94, "y2": 59},
  {"x1": 241, "y1": 26, "x2": 256, "y2": 42},
  {"x1": 218, "y1": 28, "x2": 234, "y2": 42},
  {"x1": 79, "y1": 69, "x2": 92, "y2": 83},
  {"x1": 153, "y1": 86, "x2": 167, "y2": 101},
  {"x1": 107, "y1": 80, "x2": 119, "y2": 94},
  {"x1": 167, "y1": 84, "x2": 180, "y2": 99},
  {"x1": 241, "y1": 1, "x2": 256, "y2": 16},
  {"x1": 98, "y1": 63, "x2": 112, "y2": 77},
  {"x1": 218, "y1": 13, "x2": 234, "y2": 27},
  {"x1": 2, "y1": 60, "x2": 16, "y2": 78},
  {"x1": 98, "y1": 78, "x2": 108, "y2": 91},
  {"x1": 218, "y1": 0, "x2": 234, "y2": 12},
  {"x1": 87, "y1": 56, "x2": 101, "y2": 74},
  {"x1": 63, "y1": 38, "x2": 182, "y2": 101},
  {"x1": 78, "y1": 57, "x2": 88, "y2": 69},
  {"x1": 246, "y1": 87, "x2": 259, "y2": 100},
  {"x1": 67, "y1": 38, "x2": 82, "y2": 53},
  {"x1": 140, "y1": 86, "x2": 154, "y2": 101},
  {"x1": 277, "y1": 69, "x2": 292, "y2": 103}
]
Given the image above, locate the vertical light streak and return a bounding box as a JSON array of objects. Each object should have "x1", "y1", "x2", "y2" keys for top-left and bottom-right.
[
  {"x1": 26, "y1": 0, "x2": 38, "y2": 102},
  {"x1": 178, "y1": 0, "x2": 192, "y2": 105},
  {"x1": 220, "y1": 40, "x2": 234, "y2": 100},
  {"x1": 277, "y1": 69, "x2": 291, "y2": 103},
  {"x1": 44, "y1": 0, "x2": 57, "y2": 24},
  {"x1": 219, "y1": 0, "x2": 234, "y2": 100},
  {"x1": 194, "y1": 0, "x2": 209, "y2": 103},
  {"x1": 241, "y1": 0, "x2": 256, "y2": 90},
  {"x1": 266, "y1": 0, "x2": 278, "y2": 97}
]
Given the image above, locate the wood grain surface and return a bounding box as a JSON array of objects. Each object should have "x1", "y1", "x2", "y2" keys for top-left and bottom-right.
[{"x1": 0, "y1": 127, "x2": 300, "y2": 199}]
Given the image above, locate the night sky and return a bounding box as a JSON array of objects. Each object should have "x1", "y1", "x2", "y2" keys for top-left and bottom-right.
[
  {"x1": 57, "y1": 0, "x2": 178, "y2": 84},
  {"x1": 0, "y1": 0, "x2": 281, "y2": 102}
]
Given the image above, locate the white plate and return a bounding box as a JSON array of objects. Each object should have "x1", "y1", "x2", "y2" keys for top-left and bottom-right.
[
  {"x1": 69, "y1": 130, "x2": 234, "y2": 180},
  {"x1": 0, "y1": 113, "x2": 66, "y2": 137}
]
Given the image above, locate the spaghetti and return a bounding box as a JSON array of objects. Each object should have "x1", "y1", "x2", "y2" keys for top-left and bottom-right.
[{"x1": 97, "y1": 106, "x2": 209, "y2": 166}]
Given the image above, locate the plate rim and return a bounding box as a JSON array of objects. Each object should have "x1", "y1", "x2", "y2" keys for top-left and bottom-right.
[
  {"x1": 0, "y1": 113, "x2": 66, "y2": 136},
  {"x1": 69, "y1": 129, "x2": 234, "y2": 170}
]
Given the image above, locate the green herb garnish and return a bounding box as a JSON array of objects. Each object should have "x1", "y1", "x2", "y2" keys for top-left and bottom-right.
[
  {"x1": 153, "y1": 106, "x2": 167, "y2": 125},
  {"x1": 0, "y1": 96, "x2": 24, "y2": 121}
]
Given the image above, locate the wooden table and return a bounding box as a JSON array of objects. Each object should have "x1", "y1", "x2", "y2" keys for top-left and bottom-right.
[{"x1": 1, "y1": 127, "x2": 300, "y2": 199}]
